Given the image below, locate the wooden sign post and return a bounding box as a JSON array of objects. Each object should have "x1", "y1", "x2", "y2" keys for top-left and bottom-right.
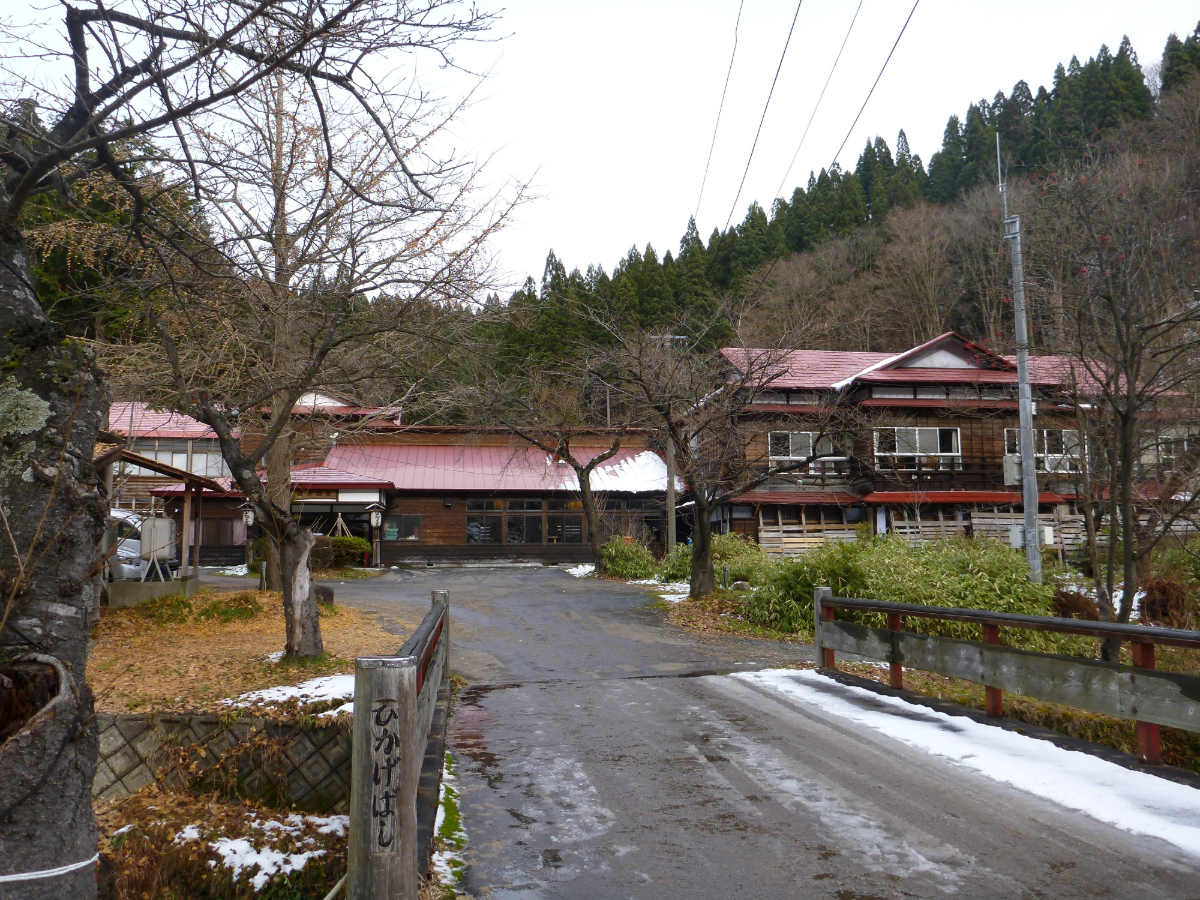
[{"x1": 348, "y1": 656, "x2": 420, "y2": 900}]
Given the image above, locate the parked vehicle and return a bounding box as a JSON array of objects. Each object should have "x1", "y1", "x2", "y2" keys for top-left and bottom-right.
[{"x1": 106, "y1": 509, "x2": 180, "y2": 581}]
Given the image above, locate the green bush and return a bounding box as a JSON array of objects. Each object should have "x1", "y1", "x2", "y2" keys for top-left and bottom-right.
[
  {"x1": 330, "y1": 535, "x2": 371, "y2": 567},
  {"x1": 658, "y1": 544, "x2": 692, "y2": 582},
  {"x1": 744, "y1": 534, "x2": 1067, "y2": 651},
  {"x1": 195, "y1": 590, "x2": 262, "y2": 624},
  {"x1": 655, "y1": 533, "x2": 776, "y2": 586},
  {"x1": 598, "y1": 536, "x2": 658, "y2": 579}
]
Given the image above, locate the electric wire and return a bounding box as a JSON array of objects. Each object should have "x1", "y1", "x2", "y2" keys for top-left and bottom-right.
[
  {"x1": 773, "y1": 0, "x2": 862, "y2": 202},
  {"x1": 694, "y1": 0, "x2": 745, "y2": 225},
  {"x1": 723, "y1": 0, "x2": 805, "y2": 232},
  {"x1": 828, "y1": 0, "x2": 920, "y2": 171}
]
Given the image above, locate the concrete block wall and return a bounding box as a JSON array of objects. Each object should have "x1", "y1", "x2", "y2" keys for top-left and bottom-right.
[{"x1": 94, "y1": 712, "x2": 352, "y2": 812}]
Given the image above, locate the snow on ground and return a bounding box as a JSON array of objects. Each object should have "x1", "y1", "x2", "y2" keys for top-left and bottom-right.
[
  {"x1": 565, "y1": 563, "x2": 595, "y2": 577},
  {"x1": 736, "y1": 668, "x2": 1200, "y2": 857},
  {"x1": 430, "y1": 752, "x2": 466, "y2": 886},
  {"x1": 262, "y1": 651, "x2": 285, "y2": 663},
  {"x1": 207, "y1": 563, "x2": 250, "y2": 576},
  {"x1": 656, "y1": 582, "x2": 691, "y2": 603},
  {"x1": 227, "y1": 674, "x2": 355, "y2": 707}
]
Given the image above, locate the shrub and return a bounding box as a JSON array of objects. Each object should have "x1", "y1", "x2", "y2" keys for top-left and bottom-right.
[
  {"x1": 194, "y1": 591, "x2": 262, "y2": 624},
  {"x1": 1140, "y1": 578, "x2": 1194, "y2": 629},
  {"x1": 330, "y1": 535, "x2": 371, "y2": 567},
  {"x1": 1052, "y1": 587, "x2": 1099, "y2": 621},
  {"x1": 711, "y1": 533, "x2": 775, "y2": 585},
  {"x1": 598, "y1": 536, "x2": 657, "y2": 579},
  {"x1": 658, "y1": 544, "x2": 692, "y2": 583},
  {"x1": 744, "y1": 534, "x2": 1065, "y2": 651}
]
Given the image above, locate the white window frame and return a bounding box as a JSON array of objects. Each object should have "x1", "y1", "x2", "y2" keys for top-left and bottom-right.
[
  {"x1": 767, "y1": 431, "x2": 848, "y2": 474},
  {"x1": 874, "y1": 427, "x2": 961, "y2": 471},
  {"x1": 1004, "y1": 428, "x2": 1082, "y2": 473}
]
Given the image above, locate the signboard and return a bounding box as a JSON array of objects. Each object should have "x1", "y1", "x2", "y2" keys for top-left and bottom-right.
[{"x1": 370, "y1": 697, "x2": 402, "y2": 853}]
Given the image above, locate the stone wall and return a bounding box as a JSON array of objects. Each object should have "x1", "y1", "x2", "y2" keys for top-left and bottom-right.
[{"x1": 94, "y1": 711, "x2": 352, "y2": 812}]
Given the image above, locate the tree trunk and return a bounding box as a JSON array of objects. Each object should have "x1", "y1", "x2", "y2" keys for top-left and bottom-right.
[
  {"x1": 689, "y1": 501, "x2": 716, "y2": 597},
  {"x1": 577, "y1": 470, "x2": 605, "y2": 572},
  {"x1": 280, "y1": 524, "x2": 322, "y2": 658},
  {"x1": 0, "y1": 232, "x2": 106, "y2": 898},
  {"x1": 264, "y1": 431, "x2": 291, "y2": 591}
]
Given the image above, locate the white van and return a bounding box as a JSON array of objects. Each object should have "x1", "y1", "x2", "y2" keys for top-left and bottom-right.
[{"x1": 106, "y1": 509, "x2": 180, "y2": 581}]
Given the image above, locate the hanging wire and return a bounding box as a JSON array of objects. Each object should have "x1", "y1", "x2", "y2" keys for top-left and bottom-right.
[
  {"x1": 773, "y1": 0, "x2": 863, "y2": 202},
  {"x1": 694, "y1": 0, "x2": 745, "y2": 225},
  {"x1": 723, "y1": 0, "x2": 805, "y2": 232}
]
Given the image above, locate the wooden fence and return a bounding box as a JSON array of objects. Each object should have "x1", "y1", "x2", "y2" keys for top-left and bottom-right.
[
  {"x1": 346, "y1": 591, "x2": 449, "y2": 900},
  {"x1": 813, "y1": 587, "x2": 1200, "y2": 765}
]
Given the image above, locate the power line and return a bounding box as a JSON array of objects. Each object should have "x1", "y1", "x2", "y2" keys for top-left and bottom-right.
[
  {"x1": 773, "y1": 0, "x2": 862, "y2": 202},
  {"x1": 723, "y1": 0, "x2": 805, "y2": 232},
  {"x1": 694, "y1": 0, "x2": 745, "y2": 226},
  {"x1": 828, "y1": 0, "x2": 920, "y2": 172}
]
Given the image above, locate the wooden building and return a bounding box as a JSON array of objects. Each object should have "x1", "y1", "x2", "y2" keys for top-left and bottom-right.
[{"x1": 722, "y1": 332, "x2": 1087, "y2": 556}]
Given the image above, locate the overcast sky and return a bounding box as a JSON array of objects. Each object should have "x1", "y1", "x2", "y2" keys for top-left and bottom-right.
[{"x1": 441, "y1": 1, "x2": 1200, "y2": 292}]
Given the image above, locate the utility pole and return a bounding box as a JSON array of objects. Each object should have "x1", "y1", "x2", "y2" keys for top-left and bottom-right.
[
  {"x1": 666, "y1": 432, "x2": 676, "y2": 554},
  {"x1": 998, "y1": 134, "x2": 1042, "y2": 583}
]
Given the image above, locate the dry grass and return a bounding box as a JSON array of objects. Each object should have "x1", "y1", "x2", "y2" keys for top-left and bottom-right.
[
  {"x1": 666, "y1": 591, "x2": 812, "y2": 644},
  {"x1": 89, "y1": 589, "x2": 424, "y2": 713},
  {"x1": 97, "y1": 786, "x2": 346, "y2": 900}
]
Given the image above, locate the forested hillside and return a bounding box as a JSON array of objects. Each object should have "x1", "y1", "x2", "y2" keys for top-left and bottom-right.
[{"x1": 503, "y1": 25, "x2": 1200, "y2": 355}]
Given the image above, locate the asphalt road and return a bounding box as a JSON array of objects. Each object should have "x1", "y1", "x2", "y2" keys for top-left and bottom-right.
[{"x1": 205, "y1": 566, "x2": 1200, "y2": 897}]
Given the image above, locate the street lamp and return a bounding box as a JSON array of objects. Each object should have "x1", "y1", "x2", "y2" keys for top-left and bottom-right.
[{"x1": 366, "y1": 502, "x2": 385, "y2": 568}]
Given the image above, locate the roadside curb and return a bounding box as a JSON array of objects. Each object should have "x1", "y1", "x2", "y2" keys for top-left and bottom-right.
[{"x1": 821, "y1": 667, "x2": 1200, "y2": 790}]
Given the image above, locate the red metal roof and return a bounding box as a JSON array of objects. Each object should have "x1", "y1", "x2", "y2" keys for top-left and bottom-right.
[
  {"x1": 863, "y1": 491, "x2": 1067, "y2": 505},
  {"x1": 721, "y1": 348, "x2": 891, "y2": 391},
  {"x1": 109, "y1": 401, "x2": 220, "y2": 439},
  {"x1": 290, "y1": 465, "x2": 392, "y2": 489},
  {"x1": 723, "y1": 334, "x2": 1075, "y2": 392},
  {"x1": 324, "y1": 443, "x2": 674, "y2": 493},
  {"x1": 733, "y1": 490, "x2": 862, "y2": 505},
  {"x1": 151, "y1": 465, "x2": 390, "y2": 496}
]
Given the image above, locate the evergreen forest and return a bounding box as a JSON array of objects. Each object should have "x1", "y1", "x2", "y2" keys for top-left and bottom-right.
[{"x1": 497, "y1": 25, "x2": 1200, "y2": 358}]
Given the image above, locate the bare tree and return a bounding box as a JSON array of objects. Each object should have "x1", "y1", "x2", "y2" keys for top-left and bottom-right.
[
  {"x1": 1029, "y1": 132, "x2": 1200, "y2": 652},
  {"x1": 596, "y1": 302, "x2": 866, "y2": 596},
  {"x1": 107, "y1": 54, "x2": 515, "y2": 655},
  {"x1": 456, "y1": 338, "x2": 638, "y2": 567},
  {"x1": 0, "y1": 0, "x2": 499, "y2": 889}
]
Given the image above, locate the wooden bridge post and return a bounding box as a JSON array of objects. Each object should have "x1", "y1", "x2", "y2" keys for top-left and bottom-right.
[
  {"x1": 982, "y1": 624, "x2": 1003, "y2": 717},
  {"x1": 814, "y1": 587, "x2": 835, "y2": 669},
  {"x1": 887, "y1": 613, "x2": 903, "y2": 689},
  {"x1": 1131, "y1": 641, "x2": 1163, "y2": 765}
]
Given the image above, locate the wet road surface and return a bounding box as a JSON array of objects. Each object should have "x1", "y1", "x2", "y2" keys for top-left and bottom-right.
[{"x1": 204, "y1": 566, "x2": 1200, "y2": 897}]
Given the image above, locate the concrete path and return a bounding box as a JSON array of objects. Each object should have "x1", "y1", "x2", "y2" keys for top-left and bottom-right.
[{"x1": 203, "y1": 566, "x2": 1200, "y2": 897}]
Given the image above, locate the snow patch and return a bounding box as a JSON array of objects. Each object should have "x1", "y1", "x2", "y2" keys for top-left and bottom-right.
[
  {"x1": 208, "y1": 837, "x2": 325, "y2": 891},
  {"x1": 736, "y1": 668, "x2": 1200, "y2": 857},
  {"x1": 211, "y1": 563, "x2": 250, "y2": 576},
  {"x1": 565, "y1": 563, "x2": 595, "y2": 577},
  {"x1": 174, "y1": 824, "x2": 201, "y2": 844},
  {"x1": 227, "y1": 674, "x2": 355, "y2": 707},
  {"x1": 262, "y1": 651, "x2": 285, "y2": 663},
  {"x1": 318, "y1": 701, "x2": 354, "y2": 719}
]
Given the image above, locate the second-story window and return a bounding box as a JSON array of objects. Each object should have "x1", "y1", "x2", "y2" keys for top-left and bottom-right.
[
  {"x1": 1004, "y1": 428, "x2": 1081, "y2": 472},
  {"x1": 768, "y1": 431, "x2": 847, "y2": 473},
  {"x1": 874, "y1": 427, "x2": 960, "y2": 471}
]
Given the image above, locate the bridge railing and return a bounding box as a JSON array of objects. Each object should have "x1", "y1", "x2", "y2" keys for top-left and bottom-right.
[
  {"x1": 346, "y1": 590, "x2": 450, "y2": 900},
  {"x1": 813, "y1": 587, "x2": 1200, "y2": 765}
]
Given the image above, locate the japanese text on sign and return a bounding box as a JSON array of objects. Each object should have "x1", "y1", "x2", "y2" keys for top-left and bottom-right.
[{"x1": 370, "y1": 698, "x2": 401, "y2": 853}]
